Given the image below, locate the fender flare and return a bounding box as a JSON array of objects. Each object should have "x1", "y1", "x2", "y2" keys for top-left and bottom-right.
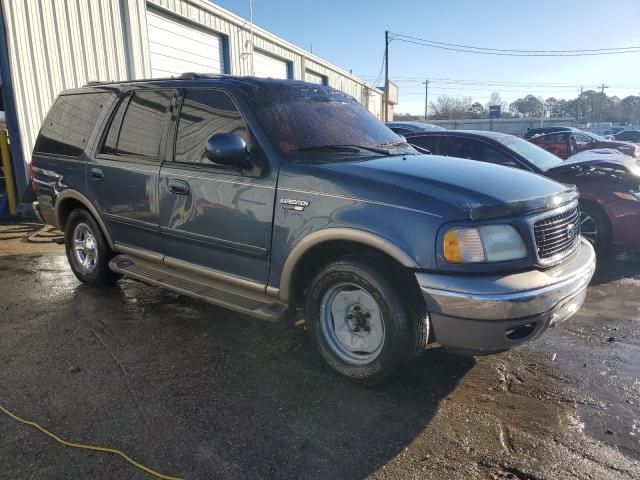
[
  {"x1": 278, "y1": 228, "x2": 419, "y2": 302},
  {"x1": 55, "y1": 190, "x2": 116, "y2": 250}
]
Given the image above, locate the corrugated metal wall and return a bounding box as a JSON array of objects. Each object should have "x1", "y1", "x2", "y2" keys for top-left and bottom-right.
[{"x1": 1, "y1": 0, "x2": 383, "y2": 183}]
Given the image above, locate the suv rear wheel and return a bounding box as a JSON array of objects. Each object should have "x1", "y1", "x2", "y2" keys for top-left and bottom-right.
[
  {"x1": 64, "y1": 209, "x2": 121, "y2": 286},
  {"x1": 305, "y1": 258, "x2": 428, "y2": 386}
]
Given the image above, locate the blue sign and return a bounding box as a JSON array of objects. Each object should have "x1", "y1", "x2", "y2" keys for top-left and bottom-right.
[{"x1": 489, "y1": 105, "x2": 501, "y2": 119}]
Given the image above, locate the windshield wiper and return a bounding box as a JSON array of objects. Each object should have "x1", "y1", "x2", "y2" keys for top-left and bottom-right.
[{"x1": 293, "y1": 144, "x2": 393, "y2": 155}]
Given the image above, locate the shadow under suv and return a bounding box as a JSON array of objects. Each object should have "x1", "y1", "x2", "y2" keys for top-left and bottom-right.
[{"x1": 31, "y1": 76, "x2": 595, "y2": 385}]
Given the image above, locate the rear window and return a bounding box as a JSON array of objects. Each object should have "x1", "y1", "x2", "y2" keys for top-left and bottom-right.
[
  {"x1": 34, "y1": 92, "x2": 112, "y2": 157},
  {"x1": 101, "y1": 89, "x2": 172, "y2": 159}
]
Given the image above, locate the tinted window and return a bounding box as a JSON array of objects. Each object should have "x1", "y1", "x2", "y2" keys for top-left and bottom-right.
[
  {"x1": 101, "y1": 90, "x2": 171, "y2": 159},
  {"x1": 616, "y1": 131, "x2": 640, "y2": 141},
  {"x1": 409, "y1": 136, "x2": 439, "y2": 153},
  {"x1": 541, "y1": 132, "x2": 569, "y2": 142},
  {"x1": 448, "y1": 138, "x2": 517, "y2": 167},
  {"x1": 175, "y1": 89, "x2": 250, "y2": 164},
  {"x1": 575, "y1": 133, "x2": 592, "y2": 144},
  {"x1": 35, "y1": 92, "x2": 112, "y2": 157}
]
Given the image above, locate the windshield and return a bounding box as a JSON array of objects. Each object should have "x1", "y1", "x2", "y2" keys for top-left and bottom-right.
[
  {"x1": 497, "y1": 135, "x2": 562, "y2": 171},
  {"x1": 241, "y1": 82, "x2": 417, "y2": 161},
  {"x1": 585, "y1": 132, "x2": 609, "y2": 142}
]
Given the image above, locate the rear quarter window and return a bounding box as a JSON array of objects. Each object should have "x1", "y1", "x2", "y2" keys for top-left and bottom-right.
[{"x1": 34, "y1": 92, "x2": 113, "y2": 157}]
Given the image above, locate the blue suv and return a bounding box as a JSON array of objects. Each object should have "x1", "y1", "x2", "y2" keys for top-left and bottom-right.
[{"x1": 31, "y1": 76, "x2": 595, "y2": 385}]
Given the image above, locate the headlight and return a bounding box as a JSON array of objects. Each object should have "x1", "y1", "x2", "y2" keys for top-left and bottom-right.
[{"x1": 443, "y1": 225, "x2": 527, "y2": 263}]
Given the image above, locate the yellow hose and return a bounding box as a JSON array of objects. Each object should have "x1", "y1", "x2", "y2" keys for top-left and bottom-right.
[
  {"x1": 0, "y1": 130, "x2": 17, "y2": 215},
  {"x1": 0, "y1": 403, "x2": 184, "y2": 480}
]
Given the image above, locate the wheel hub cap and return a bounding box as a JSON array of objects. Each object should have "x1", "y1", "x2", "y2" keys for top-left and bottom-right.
[
  {"x1": 320, "y1": 284, "x2": 385, "y2": 365},
  {"x1": 73, "y1": 223, "x2": 98, "y2": 273}
]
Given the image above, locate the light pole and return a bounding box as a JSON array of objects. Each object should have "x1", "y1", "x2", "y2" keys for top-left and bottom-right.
[{"x1": 423, "y1": 79, "x2": 429, "y2": 121}]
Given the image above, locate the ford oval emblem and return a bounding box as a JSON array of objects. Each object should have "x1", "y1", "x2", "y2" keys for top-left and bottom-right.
[{"x1": 566, "y1": 224, "x2": 575, "y2": 237}]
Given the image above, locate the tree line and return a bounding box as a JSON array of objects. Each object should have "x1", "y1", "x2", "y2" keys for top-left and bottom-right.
[{"x1": 396, "y1": 91, "x2": 640, "y2": 124}]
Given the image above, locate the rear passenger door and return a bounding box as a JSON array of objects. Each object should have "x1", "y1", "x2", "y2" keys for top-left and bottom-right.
[
  {"x1": 88, "y1": 89, "x2": 174, "y2": 253},
  {"x1": 158, "y1": 88, "x2": 276, "y2": 286}
]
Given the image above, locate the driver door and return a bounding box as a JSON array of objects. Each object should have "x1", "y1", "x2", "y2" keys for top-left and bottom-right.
[{"x1": 158, "y1": 88, "x2": 277, "y2": 286}]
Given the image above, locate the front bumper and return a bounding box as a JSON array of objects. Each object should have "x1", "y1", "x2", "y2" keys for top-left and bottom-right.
[{"x1": 417, "y1": 238, "x2": 596, "y2": 353}]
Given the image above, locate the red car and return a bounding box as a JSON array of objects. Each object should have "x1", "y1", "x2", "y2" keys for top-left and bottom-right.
[
  {"x1": 405, "y1": 130, "x2": 640, "y2": 250},
  {"x1": 528, "y1": 129, "x2": 639, "y2": 160}
]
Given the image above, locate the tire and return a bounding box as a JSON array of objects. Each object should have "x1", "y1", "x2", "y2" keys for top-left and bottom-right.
[
  {"x1": 579, "y1": 202, "x2": 611, "y2": 251},
  {"x1": 64, "y1": 209, "x2": 121, "y2": 286},
  {"x1": 305, "y1": 258, "x2": 429, "y2": 386}
]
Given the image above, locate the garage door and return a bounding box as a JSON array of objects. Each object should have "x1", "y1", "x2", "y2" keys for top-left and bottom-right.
[
  {"x1": 254, "y1": 51, "x2": 289, "y2": 79},
  {"x1": 147, "y1": 10, "x2": 224, "y2": 78},
  {"x1": 305, "y1": 70, "x2": 327, "y2": 85}
]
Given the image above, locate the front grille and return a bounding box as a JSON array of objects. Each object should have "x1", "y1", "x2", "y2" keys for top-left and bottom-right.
[{"x1": 534, "y1": 206, "x2": 580, "y2": 261}]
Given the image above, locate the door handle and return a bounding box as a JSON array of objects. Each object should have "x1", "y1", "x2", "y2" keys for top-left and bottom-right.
[
  {"x1": 90, "y1": 168, "x2": 104, "y2": 181},
  {"x1": 167, "y1": 178, "x2": 190, "y2": 195}
]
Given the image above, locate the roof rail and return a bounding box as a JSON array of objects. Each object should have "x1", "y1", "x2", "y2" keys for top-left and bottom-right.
[{"x1": 83, "y1": 72, "x2": 230, "y2": 87}]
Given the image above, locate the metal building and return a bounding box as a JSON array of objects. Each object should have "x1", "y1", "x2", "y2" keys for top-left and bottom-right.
[{"x1": 0, "y1": 0, "x2": 385, "y2": 198}]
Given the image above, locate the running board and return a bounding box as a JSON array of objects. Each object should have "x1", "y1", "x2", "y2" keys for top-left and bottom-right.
[{"x1": 108, "y1": 255, "x2": 289, "y2": 321}]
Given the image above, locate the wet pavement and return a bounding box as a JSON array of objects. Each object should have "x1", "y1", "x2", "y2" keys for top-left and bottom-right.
[{"x1": 0, "y1": 224, "x2": 639, "y2": 479}]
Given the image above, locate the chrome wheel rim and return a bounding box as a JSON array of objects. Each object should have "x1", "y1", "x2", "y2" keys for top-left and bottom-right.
[
  {"x1": 579, "y1": 212, "x2": 598, "y2": 244},
  {"x1": 319, "y1": 283, "x2": 385, "y2": 365},
  {"x1": 73, "y1": 223, "x2": 98, "y2": 273}
]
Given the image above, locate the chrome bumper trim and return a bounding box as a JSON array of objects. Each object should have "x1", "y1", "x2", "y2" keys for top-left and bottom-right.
[{"x1": 417, "y1": 238, "x2": 596, "y2": 321}]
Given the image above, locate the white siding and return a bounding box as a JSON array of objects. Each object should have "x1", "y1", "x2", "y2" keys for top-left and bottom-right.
[
  {"x1": 147, "y1": 9, "x2": 224, "y2": 77},
  {"x1": 253, "y1": 51, "x2": 289, "y2": 79},
  {"x1": 1, "y1": 0, "x2": 384, "y2": 188}
]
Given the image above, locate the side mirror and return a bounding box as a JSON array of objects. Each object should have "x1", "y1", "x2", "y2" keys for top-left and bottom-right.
[{"x1": 205, "y1": 133, "x2": 249, "y2": 167}]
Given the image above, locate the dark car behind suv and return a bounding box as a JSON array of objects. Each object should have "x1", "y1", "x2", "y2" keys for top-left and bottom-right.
[{"x1": 31, "y1": 76, "x2": 595, "y2": 384}]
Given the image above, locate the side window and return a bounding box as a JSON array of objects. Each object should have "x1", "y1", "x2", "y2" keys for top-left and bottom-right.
[
  {"x1": 448, "y1": 138, "x2": 482, "y2": 160},
  {"x1": 448, "y1": 138, "x2": 517, "y2": 167},
  {"x1": 574, "y1": 133, "x2": 591, "y2": 144},
  {"x1": 542, "y1": 132, "x2": 567, "y2": 142},
  {"x1": 34, "y1": 92, "x2": 112, "y2": 157},
  {"x1": 175, "y1": 89, "x2": 251, "y2": 165},
  {"x1": 101, "y1": 90, "x2": 172, "y2": 159},
  {"x1": 409, "y1": 136, "x2": 439, "y2": 153}
]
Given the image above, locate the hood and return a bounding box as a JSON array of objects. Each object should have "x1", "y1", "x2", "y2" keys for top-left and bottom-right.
[
  {"x1": 557, "y1": 149, "x2": 640, "y2": 171},
  {"x1": 321, "y1": 154, "x2": 576, "y2": 219}
]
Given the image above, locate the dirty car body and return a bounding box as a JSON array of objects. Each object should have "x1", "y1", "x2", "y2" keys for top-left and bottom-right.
[{"x1": 31, "y1": 77, "x2": 595, "y2": 384}]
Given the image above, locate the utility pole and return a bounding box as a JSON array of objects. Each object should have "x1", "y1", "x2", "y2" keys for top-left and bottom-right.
[
  {"x1": 598, "y1": 84, "x2": 608, "y2": 134},
  {"x1": 577, "y1": 87, "x2": 583, "y2": 125},
  {"x1": 423, "y1": 79, "x2": 429, "y2": 121},
  {"x1": 384, "y1": 30, "x2": 389, "y2": 122}
]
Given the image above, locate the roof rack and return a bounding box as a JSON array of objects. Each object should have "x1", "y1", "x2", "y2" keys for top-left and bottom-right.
[{"x1": 83, "y1": 72, "x2": 229, "y2": 87}]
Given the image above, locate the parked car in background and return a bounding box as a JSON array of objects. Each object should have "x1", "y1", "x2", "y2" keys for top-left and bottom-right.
[
  {"x1": 405, "y1": 130, "x2": 640, "y2": 250},
  {"x1": 603, "y1": 126, "x2": 626, "y2": 136},
  {"x1": 614, "y1": 130, "x2": 640, "y2": 144},
  {"x1": 528, "y1": 130, "x2": 639, "y2": 160},
  {"x1": 523, "y1": 126, "x2": 576, "y2": 139},
  {"x1": 385, "y1": 121, "x2": 445, "y2": 136},
  {"x1": 31, "y1": 77, "x2": 595, "y2": 385}
]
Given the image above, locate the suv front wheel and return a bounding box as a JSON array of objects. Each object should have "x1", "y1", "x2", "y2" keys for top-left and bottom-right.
[
  {"x1": 305, "y1": 258, "x2": 428, "y2": 386},
  {"x1": 64, "y1": 209, "x2": 121, "y2": 286}
]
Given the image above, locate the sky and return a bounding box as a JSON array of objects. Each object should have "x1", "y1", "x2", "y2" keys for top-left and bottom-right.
[{"x1": 211, "y1": 0, "x2": 640, "y2": 115}]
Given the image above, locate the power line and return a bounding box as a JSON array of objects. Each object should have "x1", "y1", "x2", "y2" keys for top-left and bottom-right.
[
  {"x1": 357, "y1": 76, "x2": 640, "y2": 89},
  {"x1": 389, "y1": 32, "x2": 640, "y2": 57}
]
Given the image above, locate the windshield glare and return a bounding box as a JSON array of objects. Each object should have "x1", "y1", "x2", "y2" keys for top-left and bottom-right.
[
  {"x1": 497, "y1": 135, "x2": 562, "y2": 170},
  {"x1": 242, "y1": 83, "x2": 416, "y2": 160}
]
